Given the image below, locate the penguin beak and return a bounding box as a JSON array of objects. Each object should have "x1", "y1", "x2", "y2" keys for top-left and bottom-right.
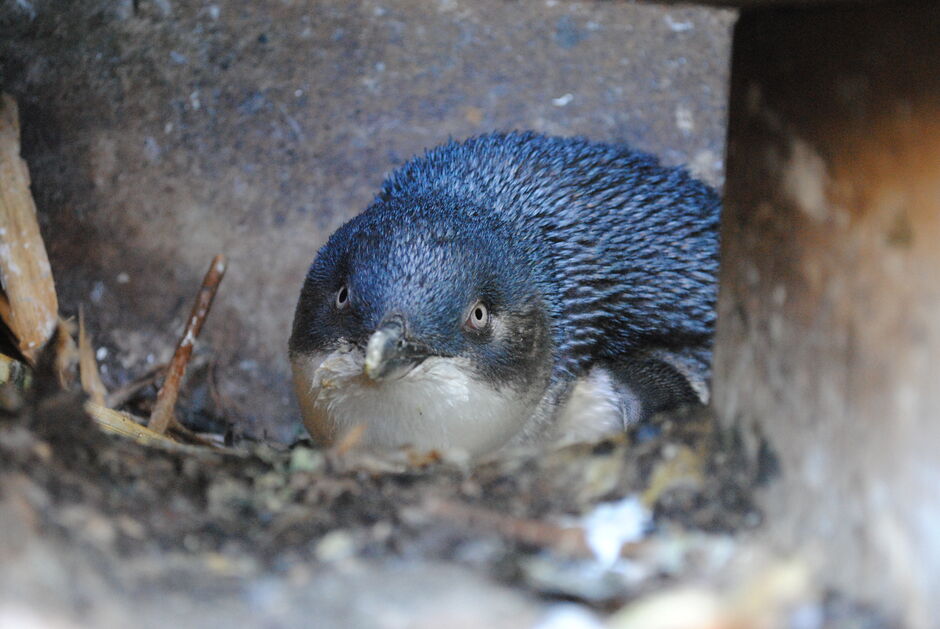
[{"x1": 363, "y1": 315, "x2": 428, "y2": 381}]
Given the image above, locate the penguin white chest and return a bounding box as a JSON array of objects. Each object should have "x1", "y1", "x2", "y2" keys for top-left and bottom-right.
[{"x1": 291, "y1": 345, "x2": 532, "y2": 457}]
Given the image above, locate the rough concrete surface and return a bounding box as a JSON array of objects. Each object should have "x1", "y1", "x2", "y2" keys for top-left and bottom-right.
[
  {"x1": 0, "y1": 0, "x2": 734, "y2": 440},
  {"x1": 715, "y1": 6, "x2": 940, "y2": 628}
]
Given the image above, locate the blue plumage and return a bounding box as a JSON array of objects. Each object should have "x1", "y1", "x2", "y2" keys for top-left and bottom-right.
[{"x1": 290, "y1": 132, "x2": 720, "y2": 453}]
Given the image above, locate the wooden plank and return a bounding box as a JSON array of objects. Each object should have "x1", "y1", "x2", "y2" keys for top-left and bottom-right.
[{"x1": 714, "y1": 6, "x2": 940, "y2": 628}]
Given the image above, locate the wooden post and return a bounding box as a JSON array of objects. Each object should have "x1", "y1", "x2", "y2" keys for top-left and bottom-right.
[{"x1": 714, "y1": 5, "x2": 940, "y2": 627}]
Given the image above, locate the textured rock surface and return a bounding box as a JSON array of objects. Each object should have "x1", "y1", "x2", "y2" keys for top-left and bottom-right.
[{"x1": 0, "y1": 0, "x2": 733, "y2": 439}]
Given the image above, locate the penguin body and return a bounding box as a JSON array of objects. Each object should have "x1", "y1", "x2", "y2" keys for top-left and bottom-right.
[{"x1": 289, "y1": 132, "x2": 720, "y2": 455}]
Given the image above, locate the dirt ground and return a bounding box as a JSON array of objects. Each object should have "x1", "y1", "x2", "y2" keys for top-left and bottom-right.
[{"x1": 0, "y1": 378, "x2": 897, "y2": 628}]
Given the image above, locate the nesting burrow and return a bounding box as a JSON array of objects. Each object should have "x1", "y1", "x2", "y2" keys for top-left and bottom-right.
[{"x1": 0, "y1": 2, "x2": 919, "y2": 627}]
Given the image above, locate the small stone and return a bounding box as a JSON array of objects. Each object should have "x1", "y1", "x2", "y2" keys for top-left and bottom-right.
[
  {"x1": 315, "y1": 530, "x2": 357, "y2": 563},
  {"x1": 288, "y1": 447, "x2": 323, "y2": 473}
]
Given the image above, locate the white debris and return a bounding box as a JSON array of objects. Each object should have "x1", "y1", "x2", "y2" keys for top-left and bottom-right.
[
  {"x1": 552, "y1": 93, "x2": 574, "y2": 107},
  {"x1": 675, "y1": 105, "x2": 694, "y2": 134},
  {"x1": 534, "y1": 604, "x2": 605, "y2": 629},
  {"x1": 315, "y1": 530, "x2": 357, "y2": 563},
  {"x1": 580, "y1": 495, "x2": 650, "y2": 566},
  {"x1": 664, "y1": 15, "x2": 694, "y2": 33}
]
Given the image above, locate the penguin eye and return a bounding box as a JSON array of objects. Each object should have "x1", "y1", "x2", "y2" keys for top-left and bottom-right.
[
  {"x1": 335, "y1": 284, "x2": 350, "y2": 310},
  {"x1": 464, "y1": 301, "x2": 489, "y2": 331}
]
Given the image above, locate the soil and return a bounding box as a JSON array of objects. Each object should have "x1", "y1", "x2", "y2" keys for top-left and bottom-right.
[{"x1": 0, "y1": 379, "x2": 896, "y2": 628}]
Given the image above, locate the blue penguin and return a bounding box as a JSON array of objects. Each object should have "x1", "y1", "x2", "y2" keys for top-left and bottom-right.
[{"x1": 289, "y1": 132, "x2": 719, "y2": 456}]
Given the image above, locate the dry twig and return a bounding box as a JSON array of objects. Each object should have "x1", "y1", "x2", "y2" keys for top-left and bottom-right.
[
  {"x1": 87, "y1": 401, "x2": 217, "y2": 454},
  {"x1": 423, "y1": 498, "x2": 592, "y2": 558},
  {"x1": 148, "y1": 255, "x2": 226, "y2": 434},
  {"x1": 52, "y1": 318, "x2": 77, "y2": 389},
  {"x1": 165, "y1": 417, "x2": 217, "y2": 447},
  {"x1": 0, "y1": 94, "x2": 59, "y2": 363},
  {"x1": 78, "y1": 307, "x2": 107, "y2": 406},
  {"x1": 105, "y1": 362, "x2": 166, "y2": 409}
]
